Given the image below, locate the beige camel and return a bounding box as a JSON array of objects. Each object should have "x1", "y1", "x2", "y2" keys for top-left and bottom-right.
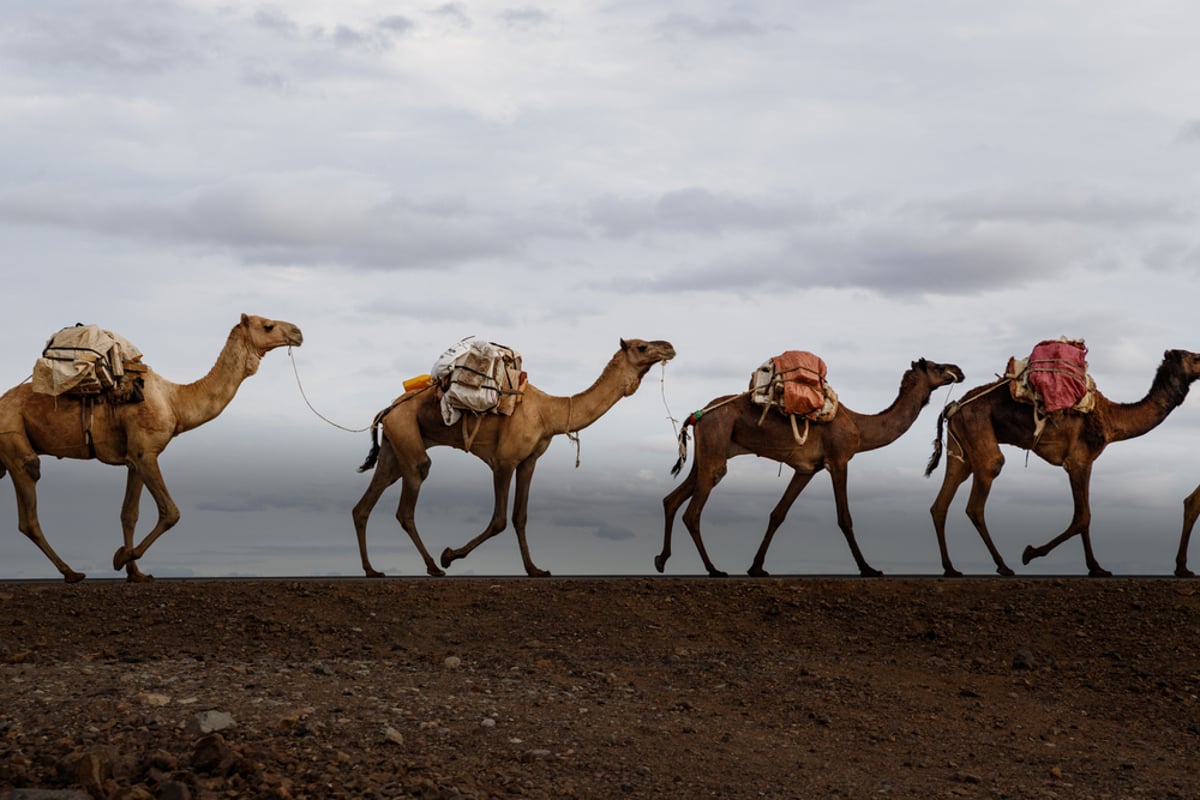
[
  {"x1": 927, "y1": 349, "x2": 1200, "y2": 577},
  {"x1": 0, "y1": 314, "x2": 303, "y2": 582},
  {"x1": 658, "y1": 358, "x2": 964, "y2": 577},
  {"x1": 352, "y1": 338, "x2": 677, "y2": 577}
]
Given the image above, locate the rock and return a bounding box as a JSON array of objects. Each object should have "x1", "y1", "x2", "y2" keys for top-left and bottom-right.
[
  {"x1": 444, "y1": 656, "x2": 462, "y2": 669},
  {"x1": 1011, "y1": 649, "x2": 1038, "y2": 671},
  {"x1": 191, "y1": 733, "x2": 233, "y2": 773},
  {"x1": 384, "y1": 726, "x2": 405, "y2": 745},
  {"x1": 185, "y1": 710, "x2": 236, "y2": 736},
  {"x1": 157, "y1": 780, "x2": 192, "y2": 800},
  {"x1": 136, "y1": 692, "x2": 171, "y2": 706},
  {"x1": 2, "y1": 792, "x2": 93, "y2": 799}
]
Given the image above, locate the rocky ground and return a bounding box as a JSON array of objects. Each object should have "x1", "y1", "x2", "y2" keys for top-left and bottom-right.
[{"x1": 1, "y1": 576, "x2": 1198, "y2": 799}]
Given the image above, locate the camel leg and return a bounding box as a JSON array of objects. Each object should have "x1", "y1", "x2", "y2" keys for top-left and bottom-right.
[
  {"x1": 352, "y1": 439, "x2": 444, "y2": 577},
  {"x1": 510, "y1": 451, "x2": 551, "y2": 577},
  {"x1": 679, "y1": 463, "x2": 728, "y2": 577},
  {"x1": 5, "y1": 452, "x2": 85, "y2": 582},
  {"x1": 747, "y1": 470, "x2": 814, "y2": 577},
  {"x1": 1022, "y1": 463, "x2": 1109, "y2": 576},
  {"x1": 826, "y1": 462, "x2": 881, "y2": 577},
  {"x1": 440, "y1": 465, "x2": 515, "y2": 570},
  {"x1": 1176, "y1": 485, "x2": 1200, "y2": 577},
  {"x1": 929, "y1": 452, "x2": 973, "y2": 577},
  {"x1": 657, "y1": 465, "x2": 698, "y2": 573},
  {"x1": 118, "y1": 468, "x2": 153, "y2": 582},
  {"x1": 960, "y1": 445, "x2": 1015, "y2": 577},
  {"x1": 112, "y1": 456, "x2": 179, "y2": 578}
]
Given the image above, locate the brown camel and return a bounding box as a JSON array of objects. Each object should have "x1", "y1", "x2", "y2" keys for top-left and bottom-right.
[
  {"x1": 657, "y1": 358, "x2": 964, "y2": 577},
  {"x1": 1179, "y1": 487, "x2": 1200, "y2": 577},
  {"x1": 352, "y1": 338, "x2": 677, "y2": 577},
  {"x1": 927, "y1": 349, "x2": 1200, "y2": 577},
  {"x1": 0, "y1": 314, "x2": 303, "y2": 582}
]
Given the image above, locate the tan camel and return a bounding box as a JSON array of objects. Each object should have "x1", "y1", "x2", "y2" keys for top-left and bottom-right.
[
  {"x1": 0, "y1": 314, "x2": 303, "y2": 582},
  {"x1": 352, "y1": 338, "x2": 677, "y2": 577},
  {"x1": 657, "y1": 358, "x2": 964, "y2": 577},
  {"x1": 927, "y1": 349, "x2": 1200, "y2": 577}
]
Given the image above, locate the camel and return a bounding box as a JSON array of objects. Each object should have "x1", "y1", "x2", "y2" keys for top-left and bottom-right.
[
  {"x1": 0, "y1": 314, "x2": 303, "y2": 582},
  {"x1": 927, "y1": 349, "x2": 1200, "y2": 577},
  {"x1": 657, "y1": 358, "x2": 965, "y2": 577},
  {"x1": 352, "y1": 338, "x2": 677, "y2": 577},
  {"x1": 1179, "y1": 487, "x2": 1200, "y2": 577}
]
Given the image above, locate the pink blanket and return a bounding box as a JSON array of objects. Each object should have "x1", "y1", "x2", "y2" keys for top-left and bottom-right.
[{"x1": 1027, "y1": 339, "x2": 1088, "y2": 413}]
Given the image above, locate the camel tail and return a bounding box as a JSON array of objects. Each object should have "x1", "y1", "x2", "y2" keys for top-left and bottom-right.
[
  {"x1": 925, "y1": 409, "x2": 947, "y2": 478},
  {"x1": 669, "y1": 416, "x2": 696, "y2": 478},
  {"x1": 356, "y1": 405, "x2": 393, "y2": 473}
]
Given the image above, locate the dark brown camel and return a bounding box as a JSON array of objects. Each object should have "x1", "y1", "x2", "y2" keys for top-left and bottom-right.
[
  {"x1": 352, "y1": 338, "x2": 676, "y2": 577},
  {"x1": 1180, "y1": 489, "x2": 1200, "y2": 577},
  {"x1": 927, "y1": 349, "x2": 1200, "y2": 577},
  {"x1": 658, "y1": 358, "x2": 964, "y2": 577}
]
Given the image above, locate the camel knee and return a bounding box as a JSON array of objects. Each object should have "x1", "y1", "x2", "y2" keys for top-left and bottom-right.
[{"x1": 22, "y1": 455, "x2": 40, "y2": 482}]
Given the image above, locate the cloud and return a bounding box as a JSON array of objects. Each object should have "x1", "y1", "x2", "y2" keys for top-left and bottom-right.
[
  {"x1": 588, "y1": 188, "x2": 830, "y2": 238},
  {"x1": 1176, "y1": 120, "x2": 1200, "y2": 143},
  {"x1": 253, "y1": 7, "x2": 299, "y2": 38},
  {"x1": 928, "y1": 190, "x2": 1188, "y2": 228},
  {"x1": 655, "y1": 14, "x2": 768, "y2": 39},
  {"x1": 1, "y1": 4, "x2": 206, "y2": 73},
  {"x1": 0, "y1": 171, "x2": 545, "y2": 270},
  {"x1": 550, "y1": 515, "x2": 637, "y2": 542},
  {"x1": 500, "y1": 8, "x2": 551, "y2": 30},
  {"x1": 432, "y1": 4, "x2": 472, "y2": 30}
]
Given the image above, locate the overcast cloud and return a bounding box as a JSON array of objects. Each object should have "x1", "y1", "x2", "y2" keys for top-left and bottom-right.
[{"x1": 2, "y1": 1, "x2": 1200, "y2": 581}]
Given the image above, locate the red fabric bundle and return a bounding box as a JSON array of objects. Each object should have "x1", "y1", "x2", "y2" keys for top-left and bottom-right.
[
  {"x1": 772, "y1": 351, "x2": 827, "y2": 416},
  {"x1": 1027, "y1": 339, "x2": 1088, "y2": 413}
]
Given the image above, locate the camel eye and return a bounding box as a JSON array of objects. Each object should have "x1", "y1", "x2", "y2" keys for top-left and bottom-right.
[
  {"x1": 638, "y1": 345, "x2": 647, "y2": 352},
  {"x1": 264, "y1": 324, "x2": 274, "y2": 332}
]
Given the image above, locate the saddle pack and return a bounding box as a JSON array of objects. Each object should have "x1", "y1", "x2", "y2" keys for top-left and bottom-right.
[
  {"x1": 31, "y1": 324, "x2": 147, "y2": 404},
  {"x1": 749, "y1": 350, "x2": 838, "y2": 422},
  {"x1": 430, "y1": 337, "x2": 527, "y2": 426},
  {"x1": 1006, "y1": 338, "x2": 1095, "y2": 415}
]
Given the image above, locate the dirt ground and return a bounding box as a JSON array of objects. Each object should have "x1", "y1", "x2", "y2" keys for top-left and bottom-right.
[{"x1": 1, "y1": 576, "x2": 1198, "y2": 800}]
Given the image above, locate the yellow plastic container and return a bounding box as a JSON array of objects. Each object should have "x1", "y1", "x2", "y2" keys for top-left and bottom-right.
[{"x1": 403, "y1": 373, "x2": 433, "y2": 392}]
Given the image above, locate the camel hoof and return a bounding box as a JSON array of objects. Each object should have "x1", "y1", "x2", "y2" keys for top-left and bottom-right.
[
  {"x1": 63, "y1": 570, "x2": 86, "y2": 584},
  {"x1": 1088, "y1": 566, "x2": 1113, "y2": 578},
  {"x1": 943, "y1": 568, "x2": 963, "y2": 578},
  {"x1": 860, "y1": 566, "x2": 883, "y2": 578},
  {"x1": 747, "y1": 566, "x2": 769, "y2": 578},
  {"x1": 1021, "y1": 546, "x2": 1038, "y2": 565},
  {"x1": 439, "y1": 548, "x2": 455, "y2": 569},
  {"x1": 653, "y1": 554, "x2": 667, "y2": 573},
  {"x1": 997, "y1": 565, "x2": 1015, "y2": 577},
  {"x1": 527, "y1": 568, "x2": 551, "y2": 578},
  {"x1": 126, "y1": 571, "x2": 155, "y2": 583},
  {"x1": 706, "y1": 569, "x2": 729, "y2": 578},
  {"x1": 112, "y1": 546, "x2": 132, "y2": 570},
  {"x1": 365, "y1": 569, "x2": 386, "y2": 578},
  {"x1": 427, "y1": 566, "x2": 445, "y2": 578},
  {"x1": 1175, "y1": 566, "x2": 1195, "y2": 578}
]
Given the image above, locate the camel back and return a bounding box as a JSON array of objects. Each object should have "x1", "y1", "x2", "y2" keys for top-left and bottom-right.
[
  {"x1": 1006, "y1": 338, "x2": 1095, "y2": 414},
  {"x1": 31, "y1": 324, "x2": 148, "y2": 403},
  {"x1": 431, "y1": 337, "x2": 527, "y2": 426},
  {"x1": 750, "y1": 350, "x2": 838, "y2": 421}
]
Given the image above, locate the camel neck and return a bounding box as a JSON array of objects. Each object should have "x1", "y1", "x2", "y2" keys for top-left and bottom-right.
[
  {"x1": 1103, "y1": 360, "x2": 1191, "y2": 443},
  {"x1": 551, "y1": 353, "x2": 637, "y2": 434},
  {"x1": 170, "y1": 326, "x2": 259, "y2": 434},
  {"x1": 850, "y1": 369, "x2": 934, "y2": 452}
]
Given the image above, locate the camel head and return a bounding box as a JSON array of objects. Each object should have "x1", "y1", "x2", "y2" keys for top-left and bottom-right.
[
  {"x1": 912, "y1": 358, "x2": 965, "y2": 389},
  {"x1": 1163, "y1": 349, "x2": 1200, "y2": 382},
  {"x1": 618, "y1": 338, "x2": 677, "y2": 395},
  {"x1": 240, "y1": 313, "x2": 304, "y2": 356}
]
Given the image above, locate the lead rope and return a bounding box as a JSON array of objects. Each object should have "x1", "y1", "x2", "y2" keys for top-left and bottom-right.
[
  {"x1": 566, "y1": 396, "x2": 580, "y2": 467},
  {"x1": 660, "y1": 361, "x2": 679, "y2": 440},
  {"x1": 288, "y1": 348, "x2": 371, "y2": 433}
]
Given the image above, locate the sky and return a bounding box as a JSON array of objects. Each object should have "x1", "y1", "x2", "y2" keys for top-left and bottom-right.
[{"x1": 2, "y1": 0, "x2": 1200, "y2": 580}]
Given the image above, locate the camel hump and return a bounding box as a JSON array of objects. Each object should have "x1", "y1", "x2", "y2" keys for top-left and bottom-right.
[
  {"x1": 750, "y1": 350, "x2": 836, "y2": 421},
  {"x1": 32, "y1": 324, "x2": 146, "y2": 401}
]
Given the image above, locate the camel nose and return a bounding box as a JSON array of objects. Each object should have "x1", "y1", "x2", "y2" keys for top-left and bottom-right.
[{"x1": 287, "y1": 325, "x2": 304, "y2": 347}]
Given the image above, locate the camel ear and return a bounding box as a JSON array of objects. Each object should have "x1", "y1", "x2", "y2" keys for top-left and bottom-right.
[
  {"x1": 240, "y1": 313, "x2": 250, "y2": 327},
  {"x1": 620, "y1": 338, "x2": 629, "y2": 350},
  {"x1": 913, "y1": 358, "x2": 927, "y2": 370}
]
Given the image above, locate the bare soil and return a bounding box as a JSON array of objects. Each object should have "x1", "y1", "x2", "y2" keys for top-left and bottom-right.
[{"x1": 1, "y1": 576, "x2": 1198, "y2": 799}]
